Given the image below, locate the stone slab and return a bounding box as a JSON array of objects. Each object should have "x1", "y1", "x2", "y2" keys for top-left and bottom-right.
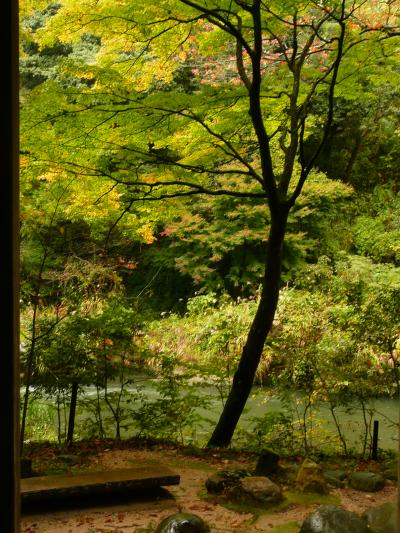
[{"x1": 21, "y1": 465, "x2": 180, "y2": 504}]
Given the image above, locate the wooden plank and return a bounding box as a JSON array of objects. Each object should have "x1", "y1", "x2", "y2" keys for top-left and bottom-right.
[{"x1": 21, "y1": 466, "x2": 180, "y2": 504}]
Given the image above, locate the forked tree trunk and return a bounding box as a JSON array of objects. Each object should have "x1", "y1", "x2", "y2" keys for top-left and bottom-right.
[{"x1": 207, "y1": 205, "x2": 289, "y2": 447}]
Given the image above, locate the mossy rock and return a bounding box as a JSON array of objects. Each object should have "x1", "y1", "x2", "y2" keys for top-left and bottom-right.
[
  {"x1": 155, "y1": 513, "x2": 210, "y2": 533},
  {"x1": 205, "y1": 467, "x2": 249, "y2": 495},
  {"x1": 362, "y1": 502, "x2": 397, "y2": 533},
  {"x1": 381, "y1": 460, "x2": 398, "y2": 481},
  {"x1": 349, "y1": 472, "x2": 385, "y2": 492},
  {"x1": 278, "y1": 463, "x2": 300, "y2": 484},
  {"x1": 323, "y1": 470, "x2": 347, "y2": 488},
  {"x1": 296, "y1": 460, "x2": 329, "y2": 495},
  {"x1": 300, "y1": 505, "x2": 369, "y2": 533}
]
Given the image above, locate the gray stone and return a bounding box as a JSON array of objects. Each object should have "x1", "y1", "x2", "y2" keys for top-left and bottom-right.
[
  {"x1": 234, "y1": 476, "x2": 283, "y2": 506},
  {"x1": 362, "y1": 502, "x2": 397, "y2": 533},
  {"x1": 349, "y1": 472, "x2": 385, "y2": 492},
  {"x1": 300, "y1": 505, "x2": 370, "y2": 533},
  {"x1": 254, "y1": 450, "x2": 280, "y2": 476},
  {"x1": 155, "y1": 513, "x2": 210, "y2": 533},
  {"x1": 323, "y1": 470, "x2": 347, "y2": 488},
  {"x1": 296, "y1": 459, "x2": 329, "y2": 494}
]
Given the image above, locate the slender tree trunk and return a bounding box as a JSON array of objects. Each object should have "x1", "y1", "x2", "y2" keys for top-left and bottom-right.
[
  {"x1": 66, "y1": 380, "x2": 78, "y2": 447},
  {"x1": 56, "y1": 392, "x2": 62, "y2": 444},
  {"x1": 208, "y1": 205, "x2": 289, "y2": 447},
  {"x1": 96, "y1": 383, "x2": 105, "y2": 438},
  {"x1": 20, "y1": 193, "x2": 66, "y2": 450},
  {"x1": 20, "y1": 301, "x2": 40, "y2": 451},
  {"x1": 302, "y1": 396, "x2": 312, "y2": 455},
  {"x1": 344, "y1": 132, "x2": 362, "y2": 179},
  {"x1": 329, "y1": 403, "x2": 348, "y2": 456}
]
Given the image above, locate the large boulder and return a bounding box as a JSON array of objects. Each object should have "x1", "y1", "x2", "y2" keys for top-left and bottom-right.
[
  {"x1": 349, "y1": 472, "x2": 385, "y2": 492},
  {"x1": 296, "y1": 459, "x2": 330, "y2": 494},
  {"x1": 362, "y1": 502, "x2": 397, "y2": 533},
  {"x1": 300, "y1": 505, "x2": 370, "y2": 533},
  {"x1": 155, "y1": 513, "x2": 210, "y2": 533},
  {"x1": 231, "y1": 475, "x2": 283, "y2": 506}
]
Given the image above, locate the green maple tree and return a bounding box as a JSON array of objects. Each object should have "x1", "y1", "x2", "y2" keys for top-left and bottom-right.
[{"x1": 21, "y1": 0, "x2": 400, "y2": 446}]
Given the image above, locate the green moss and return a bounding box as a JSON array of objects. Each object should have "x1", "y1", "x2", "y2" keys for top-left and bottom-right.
[
  {"x1": 283, "y1": 491, "x2": 340, "y2": 506},
  {"x1": 227, "y1": 490, "x2": 338, "y2": 514},
  {"x1": 270, "y1": 522, "x2": 301, "y2": 533},
  {"x1": 221, "y1": 499, "x2": 262, "y2": 516},
  {"x1": 208, "y1": 489, "x2": 339, "y2": 521}
]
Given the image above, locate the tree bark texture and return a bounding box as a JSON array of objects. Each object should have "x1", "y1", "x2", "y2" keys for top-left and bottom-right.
[
  {"x1": 207, "y1": 205, "x2": 289, "y2": 447},
  {"x1": 67, "y1": 381, "x2": 79, "y2": 447}
]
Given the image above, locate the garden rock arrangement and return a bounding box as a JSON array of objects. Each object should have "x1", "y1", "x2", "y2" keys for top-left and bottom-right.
[
  {"x1": 321, "y1": 468, "x2": 387, "y2": 492},
  {"x1": 205, "y1": 451, "x2": 390, "y2": 512},
  {"x1": 161, "y1": 449, "x2": 394, "y2": 532},
  {"x1": 300, "y1": 505, "x2": 370, "y2": 533}
]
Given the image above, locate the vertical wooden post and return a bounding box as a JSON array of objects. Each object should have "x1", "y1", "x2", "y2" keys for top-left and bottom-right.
[{"x1": 0, "y1": 0, "x2": 20, "y2": 530}]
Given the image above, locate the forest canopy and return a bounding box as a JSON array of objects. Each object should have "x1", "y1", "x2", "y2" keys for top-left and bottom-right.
[{"x1": 19, "y1": 0, "x2": 400, "y2": 453}]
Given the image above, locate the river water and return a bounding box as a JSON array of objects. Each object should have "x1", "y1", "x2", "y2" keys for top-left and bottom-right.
[{"x1": 77, "y1": 379, "x2": 399, "y2": 452}]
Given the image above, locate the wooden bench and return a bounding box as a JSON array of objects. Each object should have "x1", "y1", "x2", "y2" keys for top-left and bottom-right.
[{"x1": 21, "y1": 465, "x2": 180, "y2": 504}]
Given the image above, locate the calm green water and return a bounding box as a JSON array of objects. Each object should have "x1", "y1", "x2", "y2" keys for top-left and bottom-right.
[
  {"x1": 25, "y1": 380, "x2": 399, "y2": 452},
  {"x1": 78, "y1": 380, "x2": 399, "y2": 451},
  {"x1": 188, "y1": 386, "x2": 399, "y2": 451}
]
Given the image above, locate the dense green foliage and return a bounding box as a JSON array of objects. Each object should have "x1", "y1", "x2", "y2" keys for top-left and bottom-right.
[{"x1": 19, "y1": 0, "x2": 400, "y2": 455}]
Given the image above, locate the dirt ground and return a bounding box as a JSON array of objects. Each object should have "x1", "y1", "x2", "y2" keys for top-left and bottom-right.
[{"x1": 21, "y1": 443, "x2": 398, "y2": 533}]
